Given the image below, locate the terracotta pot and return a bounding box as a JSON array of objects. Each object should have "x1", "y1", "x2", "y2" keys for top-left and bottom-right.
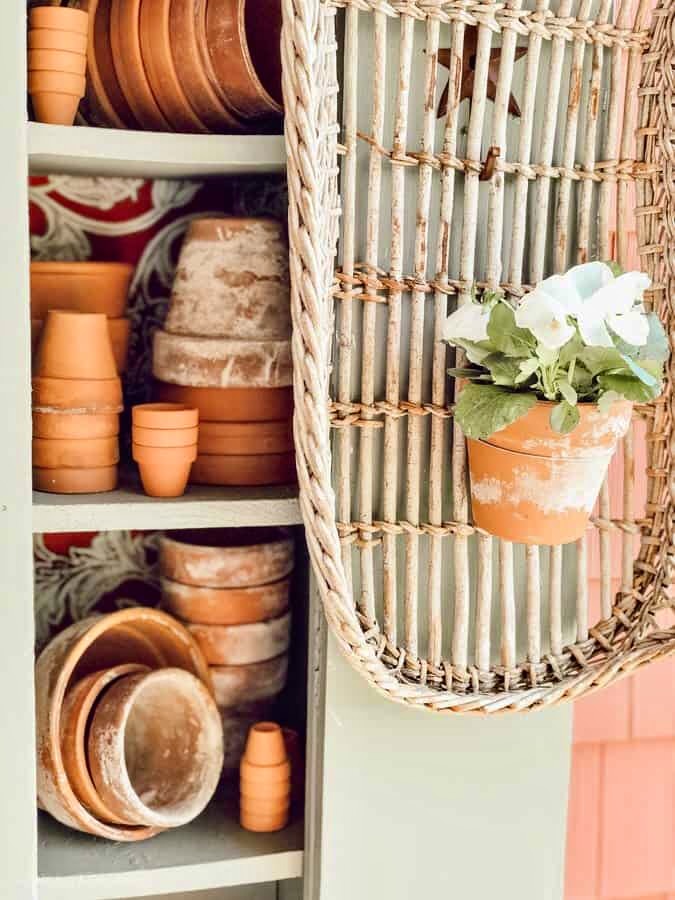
[
  {"x1": 29, "y1": 6, "x2": 89, "y2": 35},
  {"x1": 133, "y1": 425, "x2": 199, "y2": 448},
  {"x1": 32, "y1": 317, "x2": 131, "y2": 375},
  {"x1": 32, "y1": 435, "x2": 119, "y2": 469},
  {"x1": 161, "y1": 576, "x2": 290, "y2": 626},
  {"x1": 88, "y1": 668, "x2": 223, "y2": 828},
  {"x1": 165, "y1": 218, "x2": 290, "y2": 341},
  {"x1": 240, "y1": 808, "x2": 290, "y2": 833},
  {"x1": 240, "y1": 794, "x2": 289, "y2": 816},
  {"x1": 240, "y1": 762, "x2": 290, "y2": 786},
  {"x1": 34, "y1": 311, "x2": 117, "y2": 381},
  {"x1": 211, "y1": 654, "x2": 289, "y2": 707},
  {"x1": 85, "y1": 0, "x2": 139, "y2": 128},
  {"x1": 239, "y1": 722, "x2": 290, "y2": 832},
  {"x1": 35, "y1": 608, "x2": 211, "y2": 839},
  {"x1": 138, "y1": 0, "x2": 209, "y2": 133},
  {"x1": 155, "y1": 381, "x2": 293, "y2": 423},
  {"x1": 203, "y1": 0, "x2": 283, "y2": 119},
  {"x1": 190, "y1": 452, "x2": 297, "y2": 487},
  {"x1": 31, "y1": 261, "x2": 134, "y2": 318},
  {"x1": 187, "y1": 611, "x2": 291, "y2": 665},
  {"x1": 158, "y1": 527, "x2": 294, "y2": 588},
  {"x1": 29, "y1": 28, "x2": 88, "y2": 55},
  {"x1": 467, "y1": 400, "x2": 632, "y2": 545},
  {"x1": 132, "y1": 442, "x2": 197, "y2": 498},
  {"x1": 199, "y1": 420, "x2": 293, "y2": 456},
  {"x1": 61, "y1": 663, "x2": 149, "y2": 826},
  {"x1": 33, "y1": 464, "x2": 118, "y2": 494},
  {"x1": 132, "y1": 403, "x2": 199, "y2": 430},
  {"x1": 153, "y1": 331, "x2": 293, "y2": 389},
  {"x1": 242, "y1": 721, "x2": 286, "y2": 766},
  {"x1": 109, "y1": 0, "x2": 172, "y2": 131},
  {"x1": 32, "y1": 375, "x2": 123, "y2": 413},
  {"x1": 220, "y1": 703, "x2": 275, "y2": 773},
  {"x1": 28, "y1": 49, "x2": 87, "y2": 77},
  {"x1": 28, "y1": 70, "x2": 86, "y2": 126},
  {"x1": 33, "y1": 410, "x2": 119, "y2": 440}
]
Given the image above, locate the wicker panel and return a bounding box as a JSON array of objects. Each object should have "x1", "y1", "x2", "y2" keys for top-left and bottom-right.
[{"x1": 282, "y1": 0, "x2": 675, "y2": 710}]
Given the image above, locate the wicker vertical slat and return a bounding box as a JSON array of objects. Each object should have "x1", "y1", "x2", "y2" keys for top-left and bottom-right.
[{"x1": 281, "y1": 0, "x2": 675, "y2": 711}]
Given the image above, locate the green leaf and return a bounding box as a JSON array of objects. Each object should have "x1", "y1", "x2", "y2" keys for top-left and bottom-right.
[
  {"x1": 597, "y1": 373, "x2": 658, "y2": 402},
  {"x1": 446, "y1": 367, "x2": 491, "y2": 380},
  {"x1": 621, "y1": 355, "x2": 659, "y2": 387},
  {"x1": 515, "y1": 358, "x2": 540, "y2": 384},
  {"x1": 454, "y1": 383, "x2": 537, "y2": 440},
  {"x1": 597, "y1": 390, "x2": 622, "y2": 414},
  {"x1": 487, "y1": 302, "x2": 535, "y2": 358},
  {"x1": 482, "y1": 354, "x2": 522, "y2": 387},
  {"x1": 550, "y1": 401, "x2": 580, "y2": 434},
  {"x1": 637, "y1": 313, "x2": 669, "y2": 363},
  {"x1": 452, "y1": 338, "x2": 495, "y2": 365},
  {"x1": 571, "y1": 363, "x2": 594, "y2": 394},
  {"x1": 557, "y1": 380, "x2": 578, "y2": 405},
  {"x1": 577, "y1": 346, "x2": 626, "y2": 376},
  {"x1": 558, "y1": 333, "x2": 584, "y2": 367},
  {"x1": 604, "y1": 260, "x2": 623, "y2": 277}
]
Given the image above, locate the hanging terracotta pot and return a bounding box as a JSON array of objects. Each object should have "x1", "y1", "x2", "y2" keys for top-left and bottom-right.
[
  {"x1": 161, "y1": 576, "x2": 290, "y2": 626},
  {"x1": 190, "y1": 451, "x2": 297, "y2": 487},
  {"x1": 32, "y1": 376, "x2": 123, "y2": 413},
  {"x1": 198, "y1": 420, "x2": 293, "y2": 456},
  {"x1": 32, "y1": 435, "x2": 119, "y2": 469},
  {"x1": 88, "y1": 668, "x2": 223, "y2": 828},
  {"x1": 155, "y1": 381, "x2": 294, "y2": 423},
  {"x1": 132, "y1": 403, "x2": 199, "y2": 430},
  {"x1": 33, "y1": 465, "x2": 119, "y2": 495},
  {"x1": 187, "y1": 610, "x2": 291, "y2": 665},
  {"x1": 33, "y1": 311, "x2": 118, "y2": 381},
  {"x1": 132, "y1": 442, "x2": 197, "y2": 498},
  {"x1": 33, "y1": 411, "x2": 119, "y2": 440},
  {"x1": 467, "y1": 400, "x2": 633, "y2": 545},
  {"x1": 211, "y1": 654, "x2": 289, "y2": 707},
  {"x1": 30, "y1": 262, "x2": 134, "y2": 318}
]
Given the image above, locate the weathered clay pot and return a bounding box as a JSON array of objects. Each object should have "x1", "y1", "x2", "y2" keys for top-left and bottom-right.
[
  {"x1": 35, "y1": 609, "x2": 211, "y2": 839},
  {"x1": 187, "y1": 611, "x2": 291, "y2": 666},
  {"x1": 155, "y1": 381, "x2": 293, "y2": 423},
  {"x1": 32, "y1": 435, "x2": 119, "y2": 469},
  {"x1": 190, "y1": 452, "x2": 297, "y2": 487},
  {"x1": 28, "y1": 70, "x2": 86, "y2": 126},
  {"x1": 132, "y1": 425, "x2": 199, "y2": 448},
  {"x1": 33, "y1": 465, "x2": 119, "y2": 494},
  {"x1": 467, "y1": 400, "x2": 633, "y2": 545},
  {"x1": 29, "y1": 28, "x2": 88, "y2": 55},
  {"x1": 165, "y1": 218, "x2": 290, "y2": 340},
  {"x1": 30, "y1": 262, "x2": 134, "y2": 318},
  {"x1": 33, "y1": 311, "x2": 118, "y2": 381},
  {"x1": 198, "y1": 420, "x2": 293, "y2": 457},
  {"x1": 159, "y1": 528, "x2": 294, "y2": 588},
  {"x1": 132, "y1": 403, "x2": 199, "y2": 430},
  {"x1": 32, "y1": 375, "x2": 123, "y2": 413},
  {"x1": 161, "y1": 576, "x2": 290, "y2": 626},
  {"x1": 153, "y1": 331, "x2": 292, "y2": 389},
  {"x1": 88, "y1": 668, "x2": 223, "y2": 828},
  {"x1": 132, "y1": 442, "x2": 197, "y2": 498},
  {"x1": 85, "y1": 0, "x2": 139, "y2": 128},
  {"x1": 61, "y1": 663, "x2": 149, "y2": 826},
  {"x1": 33, "y1": 411, "x2": 119, "y2": 440},
  {"x1": 28, "y1": 49, "x2": 87, "y2": 76},
  {"x1": 211, "y1": 654, "x2": 289, "y2": 707}
]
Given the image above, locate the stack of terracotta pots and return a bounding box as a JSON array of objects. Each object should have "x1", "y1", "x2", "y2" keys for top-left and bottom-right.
[
  {"x1": 28, "y1": 5, "x2": 89, "y2": 127},
  {"x1": 240, "y1": 722, "x2": 291, "y2": 832},
  {"x1": 31, "y1": 261, "x2": 134, "y2": 374},
  {"x1": 153, "y1": 218, "x2": 296, "y2": 487},
  {"x1": 159, "y1": 528, "x2": 294, "y2": 772},
  {"x1": 32, "y1": 310, "x2": 123, "y2": 494},
  {"x1": 35, "y1": 608, "x2": 224, "y2": 841},
  {"x1": 132, "y1": 403, "x2": 199, "y2": 498}
]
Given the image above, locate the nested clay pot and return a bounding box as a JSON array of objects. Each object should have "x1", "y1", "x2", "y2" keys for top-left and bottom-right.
[
  {"x1": 88, "y1": 668, "x2": 223, "y2": 828},
  {"x1": 132, "y1": 442, "x2": 197, "y2": 498},
  {"x1": 29, "y1": 6, "x2": 89, "y2": 34},
  {"x1": 190, "y1": 451, "x2": 297, "y2": 487},
  {"x1": 159, "y1": 527, "x2": 294, "y2": 588},
  {"x1": 31, "y1": 317, "x2": 131, "y2": 375},
  {"x1": 467, "y1": 399, "x2": 633, "y2": 545},
  {"x1": 165, "y1": 218, "x2": 290, "y2": 341},
  {"x1": 33, "y1": 311, "x2": 118, "y2": 381},
  {"x1": 28, "y1": 7, "x2": 89, "y2": 123},
  {"x1": 32, "y1": 435, "x2": 119, "y2": 469},
  {"x1": 187, "y1": 610, "x2": 291, "y2": 666},
  {"x1": 155, "y1": 381, "x2": 294, "y2": 423},
  {"x1": 32, "y1": 375, "x2": 123, "y2": 413},
  {"x1": 84, "y1": 0, "x2": 139, "y2": 129},
  {"x1": 33, "y1": 464, "x2": 119, "y2": 495},
  {"x1": 239, "y1": 722, "x2": 290, "y2": 833},
  {"x1": 28, "y1": 27, "x2": 88, "y2": 55},
  {"x1": 161, "y1": 576, "x2": 290, "y2": 626},
  {"x1": 33, "y1": 410, "x2": 119, "y2": 440},
  {"x1": 35, "y1": 609, "x2": 211, "y2": 839},
  {"x1": 198, "y1": 420, "x2": 293, "y2": 457},
  {"x1": 28, "y1": 49, "x2": 87, "y2": 76},
  {"x1": 30, "y1": 261, "x2": 134, "y2": 318},
  {"x1": 132, "y1": 403, "x2": 198, "y2": 430},
  {"x1": 132, "y1": 425, "x2": 199, "y2": 448},
  {"x1": 220, "y1": 701, "x2": 275, "y2": 773},
  {"x1": 28, "y1": 70, "x2": 86, "y2": 126},
  {"x1": 211, "y1": 654, "x2": 289, "y2": 707}
]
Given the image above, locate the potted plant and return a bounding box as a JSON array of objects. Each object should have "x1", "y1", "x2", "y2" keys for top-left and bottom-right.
[{"x1": 443, "y1": 262, "x2": 669, "y2": 545}]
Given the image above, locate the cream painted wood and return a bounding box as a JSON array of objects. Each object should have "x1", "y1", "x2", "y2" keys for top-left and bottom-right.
[{"x1": 135, "y1": 886, "x2": 276, "y2": 900}]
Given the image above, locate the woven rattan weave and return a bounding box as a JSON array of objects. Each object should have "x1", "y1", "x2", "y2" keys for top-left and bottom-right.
[{"x1": 282, "y1": 0, "x2": 674, "y2": 710}]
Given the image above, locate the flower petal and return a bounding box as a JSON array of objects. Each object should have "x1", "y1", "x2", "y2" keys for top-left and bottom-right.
[
  {"x1": 607, "y1": 310, "x2": 650, "y2": 346},
  {"x1": 515, "y1": 289, "x2": 576, "y2": 349},
  {"x1": 587, "y1": 271, "x2": 651, "y2": 316},
  {"x1": 443, "y1": 302, "x2": 490, "y2": 343},
  {"x1": 564, "y1": 262, "x2": 614, "y2": 299},
  {"x1": 535, "y1": 274, "x2": 583, "y2": 316},
  {"x1": 577, "y1": 307, "x2": 614, "y2": 347}
]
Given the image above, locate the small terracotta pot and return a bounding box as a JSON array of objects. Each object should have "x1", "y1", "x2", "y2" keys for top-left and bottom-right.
[
  {"x1": 161, "y1": 576, "x2": 290, "y2": 626},
  {"x1": 85, "y1": 0, "x2": 139, "y2": 129},
  {"x1": 88, "y1": 668, "x2": 223, "y2": 828},
  {"x1": 239, "y1": 722, "x2": 290, "y2": 832},
  {"x1": 28, "y1": 70, "x2": 86, "y2": 126},
  {"x1": 199, "y1": 420, "x2": 293, "y2": 456},
  {"x1": 60, "y1": 663, "x2": 149, "y2": 826},
  {"x1": 28, "y1": 49, "x2": 87, "y2": 77},
  {"x1": 31, "y1": 261, "x2": 134, "y2": 319},
  {"x1": 29, "y1": 28, "x2": 88, "y2": 54},
  {"x1": 190, "y1": 452, "x2": 297, "y2": 487},
  {"x1": 32, "y1": 375, "x2": 123, "y2": 413},
  {"x1": 31, "y1": 317, "x2": 131, "y2": 375},
  {"x1": 240, "y1": 795, "x2": 290, "y2": 816},
  {"x1": 132, "y1": 442, "x2": 197, "y2": 498},
  {"x1": 33, "y1": 411, "x2": 119, "y2": 440},
  {"x1": 33, "y1": 310, "x2": 118, "y2": 381},
  {"x1": 220, "y1": 705, "x2": 273, "y2": 774},
  {"x1": 132, "y1": 425, "x2": 199, "y2": 448},
  {"x1": 29, "y1": 6, "x2": 89, "y2": 35},
  {"x1": 132, "y1": 403, "x2": 199, "y2": 430},
  {"x1": 211, "y1": 654, "x2": 289, "y2": 707},
  {"x1": 187, "y1": 611, "x2": 291, "y2": 665},
  {"x1": 158, "y1": 527, "x2": 294, "y2": 588},
  {"x1": 32, "y1": 435, "x2": 119, "y2": 469},
  {"x1": 33, "y1": 465, "x2": 118, "y2": 495},
  {"x1": 155, "y1": 381, "x2": 294, "y2": 422},
  {"x1": 240, "y1": 764, "x2": 291, "y2": 787},
  {"x1": 240, "y1": 808, "x2": 290, "y2": 833},
  {"x1": 242, "y1": 721, "x2": 287, "y2": 766}
]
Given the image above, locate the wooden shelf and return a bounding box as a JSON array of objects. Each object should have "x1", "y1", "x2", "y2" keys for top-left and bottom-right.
[
  {"x1": 28, "y1": 122, "x2": 286, "y2": 179},
  {"x1": 38, "y1": 802, "x2": 304, "y2": 900}
]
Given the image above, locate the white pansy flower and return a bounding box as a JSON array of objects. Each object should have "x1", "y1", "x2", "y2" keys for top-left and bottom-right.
[
  {"x1": 515, "y1": 288, "x2": 576, "y2": 349},
  {"x1": 536, "y1": 261, "x2": 614, "y2": 318},
  {"x1": 443, "y1": 302, "x2": 490, "y2": 343}
]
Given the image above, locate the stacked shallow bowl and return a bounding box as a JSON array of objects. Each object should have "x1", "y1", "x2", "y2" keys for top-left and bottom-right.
[
  {"x1": 159, "y1": 528, "x2": 294, "y2": 772},
  {"x1": 153, "y1": 217, "x2": 296, "y2": 486}
]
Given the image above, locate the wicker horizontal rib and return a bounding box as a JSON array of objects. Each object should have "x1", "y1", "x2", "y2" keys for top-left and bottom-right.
[{"x1": 282, "y1": 0, "x2": 674, "y2": 710}]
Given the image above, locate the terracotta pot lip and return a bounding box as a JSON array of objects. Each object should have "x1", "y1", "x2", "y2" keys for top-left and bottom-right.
[
  {"x1": 187, "y1": 215, "x2": 282, "y2": 228},
  {"x1": 525, "y1": 398, "x2": 632, "y2": 410},
  {"x1": 31, "y1": 261, "x2": 134, "y2": 275},
  {"x1": 468, "y1": 436, "x2": 614, "y2": 462},
  {"x1": 160, "y1": 526, "x2": 292, "y2": 552},
  {"x1": 29, "y1": 6, "x2": 89, "y2": 32},
  {"x1": 32, "y1": 374, "x2": 122, "y2": 387},
  {"x1": 210, "y1": 651, "x2": 289, "y2": 675},
  {"x1": 132, "y1": 402, "x2": 199, "y2": 428},
  {"x1": 161, "y1": 575, "x2": 291, "y2": 596}
]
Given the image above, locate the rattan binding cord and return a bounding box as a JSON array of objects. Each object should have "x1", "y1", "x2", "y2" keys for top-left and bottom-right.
[{"x1": 281, "y1": 0, "x2": 674, "y2": 711}]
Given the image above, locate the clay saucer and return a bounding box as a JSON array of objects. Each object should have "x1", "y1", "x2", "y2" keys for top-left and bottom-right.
[
  {"x1": 160, "y1": 576, "x2": 291, "y2": 626},
  {"x1": 198, "y1": 420, "x2": 293, "y2": 457},
  {"x1": 154, "y1": 381, "x2": 294, "y2": 423},
  {"x1": 187, "y1": 610, "x2": 292, "y2": 665},
  {"x1": 84, "y1": 0, "x2": 138, "y2": 128}
]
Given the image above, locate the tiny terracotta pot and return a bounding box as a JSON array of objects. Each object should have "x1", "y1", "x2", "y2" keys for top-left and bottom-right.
[
  {"x1": 155, "y1": 381, "x2": 294, "y2": 422},
  {"x1": 29, "y1": 28, "x2": 88, "y2": 54},
  {"x1": 240, "y1": 795, "x2": 290, "y2": 816},
  {"x1": 31, "y1": 317, "x2": 131, "y2": 375},
  {"x1": 32, "y1": 375, "x2": 123, "y2": 413},
  {"x1": 132, "y1": 425, "x2": 199, "y2": 448},
  {"x1": 28, "y1": 70, "x2": 86, "y2": 126},
  {"x1": 240, "y1": 764, "x2": 291, "y2": 787},
  {"x1": 198, "y1": 420, "x2": 293, "y2": 456},
  {"x1": 239, "y1": 808, "x2": 290, "y2": 833},
  {"x1": 29, "y1": 6, "x2": 89, "y2": 35},
  {"x1": 211, "y1": 654, "x2": 289, "y2": 707},
  {"x1": 158, "y1": 527, "x2": 294, "y2": 588},
  {"x1": 161, "y1": 576, "x2": 290, "y2": 626},
  {"x1": 28, "y1": 49, "x2": 87, "y2": 77},
  {"x1": 132, "y1": 403, "x2": 199, "y2": 430},
  {"x1": 32, "y1": 435, "x2": 120, "y2": 469},
  {"x1": 33, "y1": 311, "x2": 118, "y2": 381},
  {"x1": 239, "y1": 722, "x2": 290, "y2": 832},
  {"x1": 190, "y1": 452, "x2": 297, "y2": 487},
  {"x1": 242, "y1": 721, "x2": 287, "y2": 766},
  {"x1": 33, "y1": 465, "x2": 118, "y2": 495},
  {"x1": 88, "y1": 668, "x2": 223, "y2": 828},
  {"x1": 132, "y1": 442, "x2": 197, "y2": 498},
  {"x1": 30, "y1": 261, "x2": 134, "y2": 318},
  {"x1": 33, "y1": 411, "x2": 119, "y2": 440},
  {"x1": 187, "y1": 611, "x2": 291, "y2": 666}
]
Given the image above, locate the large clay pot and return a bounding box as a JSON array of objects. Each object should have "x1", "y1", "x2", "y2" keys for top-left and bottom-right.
[
  {"x1": 33, "y1": 464, "x2": 119, "y2": 495},
  {"x1": 187, "y1": 611, "x2": 291, "y2": 665},
  {"x1": 32, "y1": 435, "x2": 119, "y2": 469},
  {"x1": 198, "y1": 420, "x2": 293, "y2": 456},
  {"x1": 35, "y1": 609, "x2": 212, "y2": 839},
  {"x1": 132, "y1": 442, "x2": 197, "y2": 498},
  {"x1": 28, "y1": 70, "x2": 86, "y2": 127},
  {"x1": 159, "y1": 527, "x2": 294, "y2": 588},
  {"x1": 33, "y1": 411, "x2": 119, "y2": 440},
  {"x1": 161, "y1": 576, "x2": 290, "y2": 626},
  {"x1": 33, "y1": 311, "x2": 117, "y2": 381},
  {"x1": 190, "y1": 451, "x2": 297, "y2": 487},
  {"x1": 85, "y1": 0, "x2": 139, "y2": 128},
  {"x1": 467, "y1": 400, "x2": 633, "y2": 545},
  {"x1": 32, "y1": 375, "x2": 123, "y2": 413},
  {"x1": 155, "y1": 381, "x2": 293, "y2": 423},
  {"x1": 88, "y1": 668, "x2": 223, "y2": 828},
  {"x1": 30, "y1": 261, "x2": 134, "y2": 318},
  {"x1": 211, "y1": 654, "x2": 289, "y2": 707},
  {"x1": 165, "y1": 218, "x2": 290, "y2": 340}
]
